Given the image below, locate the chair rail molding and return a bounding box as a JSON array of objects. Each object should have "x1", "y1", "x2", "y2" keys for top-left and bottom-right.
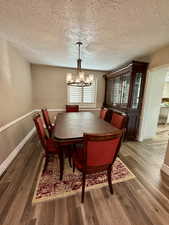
[
  {"x1": 35, "y1": 108, "x2": 100, "y2": 112},
  {"x1": 0, "y1": 127, "x2": 35, "y2": 177},
  {"x1": 0, "y1": 108, "x2": 100, "y2": 134},
  {"x1": 0, "y1": 110, "x2": 35, "y2": 134}
]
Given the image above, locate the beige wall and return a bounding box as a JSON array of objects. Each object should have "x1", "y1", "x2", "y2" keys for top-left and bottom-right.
[
  {"x1": 0, "y1": 45, "x2": 105, "y2": 168},
  {"x1": 148, "y1": 45, "x2": 169, "y2": 70},
  {"x1": 162, "y1": 82, "x2": 169, "y2": 98},
  {"x1": 0, "y1": 39, "x2": 33, "y2": 165},
  {"x1": 31, "y1": 64, "x2": 105, "y2": 109}
]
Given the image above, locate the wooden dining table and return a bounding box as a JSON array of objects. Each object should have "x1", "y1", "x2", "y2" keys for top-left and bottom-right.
[
  {"x1": 53, "y1": 111, "x2": 122, "y2": 143},
  {"x1": 52, "y1": 112, "x2": 122, "y2": 180}
]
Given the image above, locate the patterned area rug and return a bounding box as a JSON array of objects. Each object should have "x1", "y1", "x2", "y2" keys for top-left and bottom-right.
[{"x1": 32, "y1": 156, "x2": 135, "y2": 204}]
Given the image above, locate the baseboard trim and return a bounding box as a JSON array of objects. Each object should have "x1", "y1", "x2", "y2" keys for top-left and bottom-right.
[
  {"x1": 161, "y1": 163, "x2": 169, "y2": 176},
  {"x1": 0, "y1": 110, "x2": 35, "y2": 134},
  {"x1": 0, "y1": 127, "x2": 35, "y2": 177}
]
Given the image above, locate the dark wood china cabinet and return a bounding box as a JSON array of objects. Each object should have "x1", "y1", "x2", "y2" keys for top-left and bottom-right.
[{"x1": 103, "y1": 61, "x2": 148, "y2": 140}]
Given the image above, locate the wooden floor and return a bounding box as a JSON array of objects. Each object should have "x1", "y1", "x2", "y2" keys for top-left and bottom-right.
[{"x1": 1, "y1": 126, "x2": 169, "y2": 225}]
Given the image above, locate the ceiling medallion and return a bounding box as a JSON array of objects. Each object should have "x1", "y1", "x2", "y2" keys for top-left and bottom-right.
[{"x1": 66, "y1": 42, "x2": 94, "y2": 87}]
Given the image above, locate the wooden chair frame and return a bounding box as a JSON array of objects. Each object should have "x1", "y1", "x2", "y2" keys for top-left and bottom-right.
[
  {"x1": 99, "y1": 107, "x2": 108, "y2": 120},
  {"x1": 41, "y1": 108, "x2": 53, "y2": 137}
]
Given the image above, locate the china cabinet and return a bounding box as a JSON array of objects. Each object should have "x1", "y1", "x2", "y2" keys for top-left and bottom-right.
[{"x1": 103, "y1": 61, "x2": 148, "y2": 140}]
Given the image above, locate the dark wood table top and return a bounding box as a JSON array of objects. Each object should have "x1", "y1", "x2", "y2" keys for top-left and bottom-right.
[{"x1": 53, "y1": 112, "x2": 122, "y2": 142}]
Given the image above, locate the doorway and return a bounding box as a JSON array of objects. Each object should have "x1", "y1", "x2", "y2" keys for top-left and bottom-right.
[
  {"x1": 156, "y1": 73, "x2": 169, "y2": 140},
  {"x1": 138, "y1": 66, "x2": 169, "y2": 141}
]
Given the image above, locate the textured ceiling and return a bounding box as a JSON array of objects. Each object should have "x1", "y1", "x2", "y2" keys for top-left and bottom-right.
[{"x1": 0, "y1": 0, "x2": 169, "y2": 70}]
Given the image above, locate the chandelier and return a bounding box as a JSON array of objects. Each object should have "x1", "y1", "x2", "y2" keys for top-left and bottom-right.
[{"x1": 66, "y1": 42, "x2": 94, "y2": 87}]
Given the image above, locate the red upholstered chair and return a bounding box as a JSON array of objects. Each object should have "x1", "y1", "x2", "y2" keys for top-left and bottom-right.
[
  {"x1": 99, "y1": 108, "x2": 108, "y2": 120},
  {"x1": 41, "y1": 108, "x2": 54, "y2": 137},
  {"x1": 66, "y1": 105, "x2": 79, "y2": 112},
  {"x1": 111, "y1": 112, "x2": 127, "y2": 129},
  {"x1": 72, "y1": 132, "x2": 122, "y2": 203},
  {"x1": 33, "y1": 113, "x2": 64, "y2": 179}
]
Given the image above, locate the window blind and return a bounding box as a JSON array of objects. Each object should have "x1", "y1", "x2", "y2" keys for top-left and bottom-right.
[
  {"x1": 68, "y1": 79, "x2": 96, "y2": 104},
  {"x1": 83, "y1": 81, "x2": 96, "y2": 103},
  {"x1": 68, "y1": 86, "x2": 82, "y2": 103}
]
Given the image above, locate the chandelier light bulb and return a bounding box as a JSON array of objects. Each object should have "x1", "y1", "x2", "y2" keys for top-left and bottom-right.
[
  {"x1": 86, "y1": 77, "x2": 90, "y2": 84},
  {"x1": 66, "y1": 73, "x2": 72, "y2": 82},
  {"x1": 89, "y1": 74, "x2": 94, "y2": 82},
  {"x1": 79, "y1": 71, "x2": 85, "y2": 81},
  {"x1": 76, "y1": 78, "x2": 80, "y2": 83}
]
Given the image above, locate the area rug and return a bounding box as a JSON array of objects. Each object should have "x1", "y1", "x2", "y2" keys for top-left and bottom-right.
[{"x1": 32, "y1": 156, "x2": 135, "y2": 204}]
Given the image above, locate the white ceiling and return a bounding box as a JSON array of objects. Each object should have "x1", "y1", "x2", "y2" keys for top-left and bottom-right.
[{"x1": 0, "y1": 0, "x2": 169, "y2": 70}]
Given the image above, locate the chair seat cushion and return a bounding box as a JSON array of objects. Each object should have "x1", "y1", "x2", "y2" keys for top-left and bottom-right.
[{"x1": 46, "y1": 138, "x2": 59, "y2": 153}]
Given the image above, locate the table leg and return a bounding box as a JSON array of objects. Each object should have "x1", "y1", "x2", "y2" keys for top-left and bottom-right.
[{"x1": 59, "y1": 150, "x2": 64, "y2": 180}]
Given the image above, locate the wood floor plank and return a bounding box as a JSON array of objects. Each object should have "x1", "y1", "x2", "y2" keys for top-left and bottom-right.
[
  {"x1": 126, "y1": 180, "x2": 168, "y2": 225},
  {"x1": 102, "y1": 187, "x2": 132, "y2": 225},
  {"x1": 2, "y1": 147, "x2": 42, "y2": 225},
  {"x1": 81, "y1": 191, "x2": 100, "y2": 225},
  {"x1": 115, "y1": 182, "x2": 154, "y2": 225}
]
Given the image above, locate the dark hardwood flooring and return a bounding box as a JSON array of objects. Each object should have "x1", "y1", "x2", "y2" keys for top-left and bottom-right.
[{"x1": 1, "y1": 126, "x2": 169, "y2": 225}]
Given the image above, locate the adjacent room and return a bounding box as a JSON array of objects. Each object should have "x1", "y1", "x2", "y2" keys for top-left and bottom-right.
[
  {"x1": 1, "y1": 1, "x2": 169, "y2": 225},
  {"x1": 158, "y1": 72, "x2": 169, "y2": 135}
]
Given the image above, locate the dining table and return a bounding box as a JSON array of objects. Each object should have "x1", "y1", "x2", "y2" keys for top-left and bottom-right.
[
  {"x1": 53, "y1": 111, "x2": 122, "y2": 143},
  {"x1": 52, "y1": 111, "x2": 122, "y2": 180}
]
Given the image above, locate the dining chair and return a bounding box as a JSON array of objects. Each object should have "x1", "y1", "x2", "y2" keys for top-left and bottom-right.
[
  {"x1": 66, "y1": 105, "x2": 79, "y2": 112},
  {"x1": 111, "y1": 112, "x2": 127, "y2": 129},
  {"x1": 99, "y1": 108, "x2": 108, "y2": 120},
  {"x1": 72, "y1": 131, "x2": 123, "y2": 203},
  {"x1": 33, "y1": 113, "x2": 64, "y2": 180},
  {"x1": 41, "y1": 108, "x2": 54, "y2": 137}
]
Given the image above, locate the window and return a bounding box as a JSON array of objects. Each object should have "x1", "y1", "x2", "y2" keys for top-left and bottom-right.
[{"x1": 67, "y1": 79, "x2": 97, "y2": 106}]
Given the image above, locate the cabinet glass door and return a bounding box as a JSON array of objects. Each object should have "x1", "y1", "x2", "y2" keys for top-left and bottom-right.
[
  {"x1": 132, "y1": 72, "x2": 142, "y2": 109},
  {"x1": 120, "y1": 73, "x2": 130, "y2": 108},
  {"x1": 112, "y1": 76, "x2": 121, "y2": 106}
]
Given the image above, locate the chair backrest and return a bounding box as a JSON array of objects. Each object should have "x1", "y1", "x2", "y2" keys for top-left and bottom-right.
[
  {"x1": 83, "y1": 132, "x2": 122, "y2": 168},
  {"x1": 99, "y1": 108, "x2": 108, "y2": 120},
  {"x1": 33, "y1": 113, "x2": 47, "y2": 149},
  {"x1": 111, "y1": 112, "x2": 127, "y2": 129},
  {"x1": 66, "y1": 105, "x2": 79, "y2": 112},
  {"x1": 41, "y1": 108, "x2": 52, "y2": 129},
  {"x1": 104, "y1": 109, "x2": 113, "y2": 122}
]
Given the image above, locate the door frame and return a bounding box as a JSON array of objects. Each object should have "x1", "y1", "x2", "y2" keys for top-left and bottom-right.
[{"x1": 138, "y1": 64, "x2": 169, "y2": 141}]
